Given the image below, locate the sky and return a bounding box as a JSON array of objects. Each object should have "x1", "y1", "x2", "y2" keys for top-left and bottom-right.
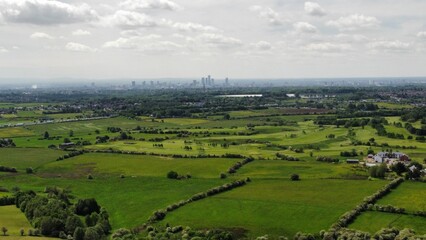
[{"x1": 0, "y1": 0, "x2": 425, "y2": 80}]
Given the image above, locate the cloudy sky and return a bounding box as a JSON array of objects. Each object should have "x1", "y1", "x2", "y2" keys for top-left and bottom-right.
[{"x1": 0, "y1": 0, "x2": 425, "y2": 80}]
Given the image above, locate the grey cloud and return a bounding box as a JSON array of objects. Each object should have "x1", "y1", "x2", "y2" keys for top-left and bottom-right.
[{"x1": 0, "y1": 0, "x2": 98, "y2": 25}]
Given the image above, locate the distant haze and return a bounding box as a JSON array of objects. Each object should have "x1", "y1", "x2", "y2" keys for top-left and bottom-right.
[{"x1": 0, "y1": 0, "x2": 426, "y2": 81}]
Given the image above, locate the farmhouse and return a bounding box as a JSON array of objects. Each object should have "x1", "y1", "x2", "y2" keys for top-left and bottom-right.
[{"x1": 366, "y1": 152, "x2": 410, "y2": 166}]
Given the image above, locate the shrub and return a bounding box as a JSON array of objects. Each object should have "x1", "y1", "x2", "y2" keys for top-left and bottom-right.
[
  {"x1": 290, "y1": 174, "x2": 300, "y2": 181},
  {"x1": 167, "y1": 171, "x2": 179, "y2": 179}
]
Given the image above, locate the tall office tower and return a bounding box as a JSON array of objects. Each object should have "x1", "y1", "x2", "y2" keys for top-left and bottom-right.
[
  {"x1": 131, "y1": 81, "x2": 136, "y2": 87},
  {"x1": 225, "y1": 77, "x2": 229, "y2": 86}
]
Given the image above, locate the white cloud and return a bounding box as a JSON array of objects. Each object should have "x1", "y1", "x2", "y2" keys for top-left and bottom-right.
[
  {"x1": 30, "y1": 32, "x2": 54, "y2": 39},
  {"x1": 417, "y1": 31, "x2": 426, "y2": 38},
  {"x1": 0, "y1": 47, "x2": 8, "y2": 53},
  {"x1": 367, "y1": 40, "x2": 410, "y2": 51},
  {"x1": 250, "y1": 5, "x2": 283, "y2": 26},
  {"x1": 103, "y1": 35, "x2": 182, "y2": 53},
  {"x1": 65, "y1": 42, "x2": 96, "y2": 52},
  {"x1": 198, "y1": 33, "x2": 243, "y2": 49},
  {"x1": 304, "y1": 2, "x2": 326, "y2": 17},
  {"x1": 293, "y1": 22, "x2": 317, "y2": 33},
  {"x1": 304, "y1": 42, "x2": 352, "y2": 52},
  {"x1": 0, "y1": 0, "x2": 98, "y2": 25},
  {"x1": 251, "y1": 41, "x2": 272, "y2": 51},
  {"x1": 171, "y1": 22, "x2": 217, "y2": 32},
  {"x1": 103, "y1": 35, "x2": 161, "y2": 49},
  {"x1": 119, "y1": 0, "x2": 182, "y2": 11},
  {"x1": 72, "y1": 29, "x2": 91, "y2": 36},
  {"x1": 327, "y1": 14, "x2": 380, "y2": 31},
  {"x1": 106, "y1": 10, "x2": 158, "y2": 29}
]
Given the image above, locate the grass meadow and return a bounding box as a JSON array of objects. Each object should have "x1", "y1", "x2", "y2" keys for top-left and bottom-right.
[{"x1": 1, "y1": 106, "x2": 425, "y2": 238}]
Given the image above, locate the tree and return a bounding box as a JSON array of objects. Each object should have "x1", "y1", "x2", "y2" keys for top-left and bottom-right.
[
  {"x1": 391, "y1": 162, "x2": 407, "y2": 176},
  {"x1": 73, "y1": 227, "x2": 85, "y2": 240},
  {"x1": 75, "y1": 198, "x2": 101, "y2": 216},
  {"x1": 223, "y1": 114, "x2": 230, "y2": 120},
  {"x1": 44, "y1": 131, "x2": 50, "y2": 139},
  {"x1": 20, "y1": 228, "x2": 24, "y2": 236},
  {"x1": 26, "y1": 167, "x2": 34, "y2": 174},
  {"x1": 167, "y1": 170, "x2": 179, "y2": 179},
  {"x1": 84, "y1": 227, "x2": 100, "y2": 240},
  {"x1": 64, "y1": 138, "x2": 71, "y2": 143},
  {"x1": 65, "y1": 215, "x2": 84, "y2": 235},
  {"x1": 290, "y1": 174, "x2": 300, "y2": 181},
  {"x1": 69, "y1": 130, "x2": 74, "y2": 137},
  {"x1": 1, "y1": 227, "x2": 7, "y2": 236},
  {"x1": 369, "y1": 164, "x2": 387, "y2": 178}
]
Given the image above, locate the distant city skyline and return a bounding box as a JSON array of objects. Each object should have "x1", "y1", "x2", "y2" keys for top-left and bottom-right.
[{"x1": 0, "y1": 0, "x2": 426, "y2": 81}]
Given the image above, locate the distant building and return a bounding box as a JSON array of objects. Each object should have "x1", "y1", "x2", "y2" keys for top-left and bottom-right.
[
  {"x1": 131, "y1": 81, "x2": 136, "y2": 87},
  {"x1": 59, "y1": 142, "x2": 75, "y2": 149},
  {"x1": 346, "y1": 159, "x2": 360, "y2": 164}
]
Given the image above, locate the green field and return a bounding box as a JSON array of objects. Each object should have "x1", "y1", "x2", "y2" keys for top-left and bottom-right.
[
  {"x1": 349, "y1": 211, "x2": 426, "y2": 234},
  {"x1": 0, "y1": 148, "x2": 63, "y2": 171},
  {"x1": 0, "y1": 205, "x2": 32, "y2": 236},
  {"x1": 163, "y1": 179, "x2": 387, "y2": 238},
  {"x1": 376, "y1": 182, "x2": 426, "y2": 212},
  {"x1": 37, "y1": 153, "x2": 239, "y2": 179},
  {"x1": 1, "y1": 102, "x2": 425, "y2": 239}
]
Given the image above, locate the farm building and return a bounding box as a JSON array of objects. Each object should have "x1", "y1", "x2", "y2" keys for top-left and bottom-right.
[{"x1": 346, "y1": 159, "x2": 359, "y2": 164}]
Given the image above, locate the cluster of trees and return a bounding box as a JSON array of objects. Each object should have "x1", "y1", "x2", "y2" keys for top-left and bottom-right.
[
  {"x1": 149, "y1": 179, "x2": 249, "y2": 222},
  {"x1": 166, "y1": 171, "x2": 191, "y2": 180},
  {"x1": 369, "y1": 164, "x2": 388, "y2": 179},
  {"x1": 340, "y1": 149, "x2": 358, "y2": 157},
  {"x1": 0, "y1": 165, "x2": 17, "y2": 173},
  {"x1": 0, "y1": 138, "x2": 15, "y2": 147},
  {"x1": 107, "y1": 127, "x2": 122, "y2": 133},
  {"x1": 405, "y1": 123, "x2": 426, "y2": 136},
  {"x1": 347, "y1": 102, "x2": 378, "y2": 111},
  {"x1": 95, "y1": 135, "x2": 110, "y2": 144},
  {"x1": 14, "y1": 189, "x2": 111, "y2": 239},
  {"x1": 112, "y1": 225, "x2": 232, "y2": 240},
  {"x1": 316, "y1": 156, "x2": 339, "y2": 163},
  {"x1": 0, "y1": 196, "x2": 15, "y2": 206},
  {"x1": 400, "y1": 107, "x2": 426, "y2": 122},
  {"x1": 227, "y1": 157, "x2": 254, "y2": 174},
  {"x1": 276, "y1": 153, "x2": 300, "y2": 161},
  {"x1": 56, "y1": 150, "x2": 85, "y2": 161}
]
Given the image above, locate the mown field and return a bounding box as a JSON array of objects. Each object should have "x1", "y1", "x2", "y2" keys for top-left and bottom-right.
[{"x1": 1, "y1": 104, "x2": 425, "y2": 239}]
